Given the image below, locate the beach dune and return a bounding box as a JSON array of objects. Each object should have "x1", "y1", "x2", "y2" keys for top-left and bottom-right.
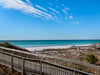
[{"x1": 26, "y1": 44, "x2": 90, "y2": 51}]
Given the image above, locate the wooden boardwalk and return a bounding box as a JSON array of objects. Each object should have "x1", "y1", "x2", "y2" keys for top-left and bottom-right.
[{"x1": 0, "y1": 47, "x2": 98, "y2": 75}]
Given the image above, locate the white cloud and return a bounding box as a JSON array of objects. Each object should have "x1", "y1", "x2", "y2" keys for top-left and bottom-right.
[
  {"x1": 72, "y1": 21, "x2": 80, "y2": 24},
  {"x1": 62, "y1": 7, "x2": 70, "y2": 13},
  {"x1": 0, "y1": 0, "x2": 79, "y2": 22},
  {"x1": 26, "y1": 0, "x2": 32, "y2": 5},
  {"x1": 69, "y1": 16, "x2": 73, "y2": 20},
  {"x1": 0, "y1": 0, "x2": 53, "y2": 19},
  {"x1": 35, "y1": 5, "x2": 48, "y2": 12},
  {"x1": 62, "y1": 9, "x2": 67, "y2": 13},
  {"x1": 49, "y1": 7, "x2": 60, "y2": 14},
  {"x1": 26, "y1": 0, "x2": 31, "y2": 4},
  {"x1": 65, "y1": 7, "x2": 70, "y2": 11}
]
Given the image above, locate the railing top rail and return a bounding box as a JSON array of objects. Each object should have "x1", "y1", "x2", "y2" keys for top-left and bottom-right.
[
  {"x1": 0, "y1": 49, "x2": 93, "y2": 75},
  {"x1": 0, "y1": 46, "x2": 100, "y2": 69}
]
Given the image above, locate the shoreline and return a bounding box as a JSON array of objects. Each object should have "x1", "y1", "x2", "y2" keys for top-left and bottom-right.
[{"x1": 26, "y1": 44, "x2": 90, "y2": 51}]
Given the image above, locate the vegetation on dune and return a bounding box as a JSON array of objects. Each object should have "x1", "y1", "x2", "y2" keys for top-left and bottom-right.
[
  {"x1": 0, "y1": 42, "x2": 30, "y2": 52},
  {"x1": 0, "y1": 42, "x2": 12, "y2": 48},
  {"x1": 85, "y1": 54, "x2": 98, "y2": 64},
  {"x1": 96, "y1": 47, "x2": 100, "y2": 50}
]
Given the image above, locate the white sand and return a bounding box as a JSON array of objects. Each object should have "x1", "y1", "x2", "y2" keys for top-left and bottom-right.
[{"x1": 26, "y1": 44, "x2": 90, "y2": 51}]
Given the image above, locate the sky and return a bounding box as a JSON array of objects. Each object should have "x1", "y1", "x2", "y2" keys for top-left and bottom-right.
[{"x1": 0, "y1": 0, "x2": 100, "y2": 40}]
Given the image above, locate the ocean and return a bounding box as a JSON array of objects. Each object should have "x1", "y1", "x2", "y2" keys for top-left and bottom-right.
[{"x1": 0, "y1": 40, "x2": 100, "y2": 48}]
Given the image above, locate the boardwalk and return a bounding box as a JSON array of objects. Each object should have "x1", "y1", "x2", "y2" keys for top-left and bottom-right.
[{"x1": 0, "y1": 47, "x2": 97, "y2": 75}]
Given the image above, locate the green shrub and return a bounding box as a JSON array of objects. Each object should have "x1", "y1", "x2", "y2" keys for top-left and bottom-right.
[{"x1": 85, "y1": 54, "x2": 98, "y2": 64}]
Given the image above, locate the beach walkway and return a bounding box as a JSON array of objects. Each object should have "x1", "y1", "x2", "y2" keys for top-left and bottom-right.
[{"x1": 0, "y1": 47, "x2": 96, "y2": 75}]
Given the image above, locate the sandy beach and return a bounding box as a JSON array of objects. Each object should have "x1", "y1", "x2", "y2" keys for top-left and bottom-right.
[{"x1": 26, "y1": 44, "x2": 90, "y2": 51}]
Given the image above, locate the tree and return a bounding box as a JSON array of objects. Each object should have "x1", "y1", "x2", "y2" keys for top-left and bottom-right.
[{"x1": 85, "y1": 54, "x2": 98, "y2": 64}]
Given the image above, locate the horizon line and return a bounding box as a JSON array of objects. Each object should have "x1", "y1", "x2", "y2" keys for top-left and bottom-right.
[{"x1": 0, "y1": 39, "x2": 100, "y2": 41}]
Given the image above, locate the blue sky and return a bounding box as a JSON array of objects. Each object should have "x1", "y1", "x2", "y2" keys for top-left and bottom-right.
[{"x1": 0, "y1": 0, "x2": 100, "y2": 40}]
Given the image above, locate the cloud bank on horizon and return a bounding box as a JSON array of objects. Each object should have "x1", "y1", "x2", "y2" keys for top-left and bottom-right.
[{"x1": 0, "y1": 0, "x2": 79, "y2": 24}]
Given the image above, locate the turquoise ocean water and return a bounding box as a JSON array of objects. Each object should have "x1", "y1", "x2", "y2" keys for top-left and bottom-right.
[{"x1": 0, "y1": 40, "x2": 100, "y2": 48}]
